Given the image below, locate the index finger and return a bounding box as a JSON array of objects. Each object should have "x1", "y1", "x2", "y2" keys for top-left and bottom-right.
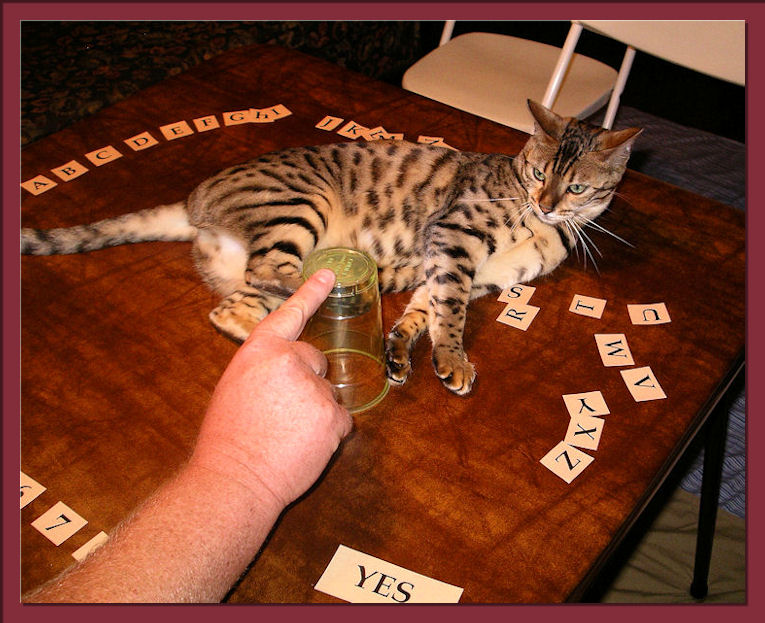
[{"x1": 252, "y1": 268, "x2": 336, "y2": 342}]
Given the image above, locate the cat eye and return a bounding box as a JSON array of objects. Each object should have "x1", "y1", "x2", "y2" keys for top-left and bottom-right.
[
  {"x1": 533, "y1": 168, "x2": 546, "y2": 182},
  {"x1": 567, "y1": 183, "x2": 587, "y2": 194}
]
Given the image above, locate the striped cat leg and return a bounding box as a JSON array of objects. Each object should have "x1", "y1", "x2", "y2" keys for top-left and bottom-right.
[
  {"x1": 424, "y1": 254, "x2": 479, "y2": 396},
  {"x1": 385, "y1": 284, "x2": 429, "y2": 385},
  {"x1": 209, "y1": 286, "x2": 284, "y2": 342}
]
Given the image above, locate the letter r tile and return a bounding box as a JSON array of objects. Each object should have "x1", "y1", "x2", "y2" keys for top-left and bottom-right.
[
  {"x1": 540, "y1": 441, "x2": 594, "y2": 483},
  {"x1": 496, "y1": 303, "x2": 540, "y2": 331}
]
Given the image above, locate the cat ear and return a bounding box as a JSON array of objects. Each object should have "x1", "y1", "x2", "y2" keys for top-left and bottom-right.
[
  {"x1": 527, "y1": 100, "x2": 567, "y2": 140},
  {"x1": 595, "y1": 126, "x2": 643, "y2": 166}
]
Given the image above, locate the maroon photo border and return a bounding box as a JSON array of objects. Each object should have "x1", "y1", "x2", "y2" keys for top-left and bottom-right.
[{"x1": 3, "y1": 2, "x2": 761, "y2": 622}]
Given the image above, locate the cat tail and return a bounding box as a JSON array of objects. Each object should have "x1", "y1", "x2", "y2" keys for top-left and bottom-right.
[{"x1": 21, "y1": 202, "x2": 196, "y2": 255}]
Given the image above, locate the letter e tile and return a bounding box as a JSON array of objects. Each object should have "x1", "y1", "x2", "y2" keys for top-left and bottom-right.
[
  {"x1": 159, "y1": 120, "x2": 194, "y2": 141},
  {"x1": 31, "y1": 501, "x2": 88, "y2": 546},
  {"x1": 540, "y1": 441, "x2": 594, "y2": 483}
]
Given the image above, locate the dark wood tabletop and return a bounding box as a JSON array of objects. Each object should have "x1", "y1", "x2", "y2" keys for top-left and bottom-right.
[{"x1": 18, "y1": 44, "x2": 745, "y2": 603}]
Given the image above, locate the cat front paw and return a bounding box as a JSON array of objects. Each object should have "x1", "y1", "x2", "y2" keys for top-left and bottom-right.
[
  {"x1": 432, "y1": 346, "x2": 476, "y2": 395},
  {"x1": 385, "y1": 331, "x2": 413, "y2": 386}
]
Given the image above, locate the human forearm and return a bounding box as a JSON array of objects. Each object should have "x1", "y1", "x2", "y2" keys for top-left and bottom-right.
[{"x1": 25, "y1": 460, "x2": 283, "y2": 603}]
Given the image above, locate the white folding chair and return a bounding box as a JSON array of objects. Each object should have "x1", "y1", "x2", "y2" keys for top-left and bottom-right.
[
  {"x1": 547, "y1": 20, "x2": 746, "y2": 129},
  {"x1": 402, "y1": 21, "x2": 618, "y2": 134}
]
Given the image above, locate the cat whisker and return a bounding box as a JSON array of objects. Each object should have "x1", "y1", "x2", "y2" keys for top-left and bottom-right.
[
  {"x1": 572, "y1": 218, "x2": 603, "y2": 258},
  {"x1": 568, "y1": 218, "x2": 600, "y2": 274},
  {"x1": 563, "y1": 221, "x2": 581, "y2": 262},
  {"x1": 471, "y1": 196, "x2": 521, "y2": 203},
  {"x1": 506, "y1": 204, "x2": 533, "y2": 231},
  {"x1": 578, "y1": 215, "x2": 635, "y2": 248}
]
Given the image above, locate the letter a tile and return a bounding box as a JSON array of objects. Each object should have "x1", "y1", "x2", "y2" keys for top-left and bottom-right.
[
  {"x1": 620, "y1": 366, "x2": 667, "y2": 402},
  {"x1": 540, "y1": 441, "x2": 594, "y2": 483}
]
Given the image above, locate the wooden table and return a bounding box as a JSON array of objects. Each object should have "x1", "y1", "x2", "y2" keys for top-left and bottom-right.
[{"x1": 18, "y1": 44, "x2": 745, "y2": 603}]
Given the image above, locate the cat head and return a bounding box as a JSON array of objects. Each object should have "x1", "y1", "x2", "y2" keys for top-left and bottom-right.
[{"x1": 516, "y1": 100, "x2": 642, "y2": 226}]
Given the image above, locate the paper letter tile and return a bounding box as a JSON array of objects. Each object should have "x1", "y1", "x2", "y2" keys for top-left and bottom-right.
[
  {"x1": 85, "y1": 145, "x2": 122, "y2": 166},
  {"x1": 31, "y1": 501, "x2": 88, "y2": 546},
  {"x1": 621, "y1": 366, "x2": 667, "y2": 402},
  {"x1": 570, "y1": 295, "x2": 607, "y2": 319},
  {"x1": 193, "y1": 115, "x2": 220, "y2": 132},
  {"x1": 337, "y1": 120, "x2": 369, "y2": 139},
  {"x1": 20, "y1": 472, "x2": 46, "y2": 509},
  {"x1": 496, "y1": 303, "x2": 540, "y2": 331},
  {"x1": 315, "y1": 544, "x2": 463, "y2": 603},
  {"x1": 594, "y1": 333, "x2": 635, "y2": 367},
  {"x1": 562, "y1": 391, "x2": 610, "y2": 418},
  {"x1": 364, "y1": 126, "x2": 393, "y2": 141},
  {"x1": 159, "y1": 120, "x2": 194, "y2": 141},
  {"x1": 628, "y1": 303, "x2": 671, "y2": 325},
  {"x1": 223, "y1": 110, "x2": 251, "y2": 125},
  {"x1": 124, "y1": 131, "x2": 159, "y2": 151},
  {"x1": 249, "y1": 104, "x2": 292, "y2": 122},
  {"x1": 21, "y1": 175, "x2": 57, "y2": 195},
  {"x1": 72, "y1": 531, "x2": 109, "y2": 561},
  {"x1": 565, "y1": 416, "x2": 605, "y2": 451},
  {"x1": 540, "y1": 442, "x2": 594, "y2": 483},
  {"x1": 497, "y1": 284, "x2": 536, "y2": 305},
  {"x1": 316, "y1": 115, "x2": 344, "y2": 131},
  {"x1": 51, "y1": 160, "x2": 89, "y2": 181}
]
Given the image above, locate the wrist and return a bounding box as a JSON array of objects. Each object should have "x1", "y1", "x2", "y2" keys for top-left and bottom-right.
[{"x1": 185, "y1": 446, "x2": 287, "y2": 521}]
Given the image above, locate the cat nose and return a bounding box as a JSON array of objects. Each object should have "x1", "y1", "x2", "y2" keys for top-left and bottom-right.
[{"x1": 539, "y1": 203, "x2": 554, "y2": 214}]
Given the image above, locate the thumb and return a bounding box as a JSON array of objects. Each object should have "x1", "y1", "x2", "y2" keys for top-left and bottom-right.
[{"x1": 253, "y1": 268, "x2": 336, "y2": 341}]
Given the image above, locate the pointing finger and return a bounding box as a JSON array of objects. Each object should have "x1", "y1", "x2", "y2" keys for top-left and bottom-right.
[{"x1": 253, "y1": 268, "x2": 336, "y2": 342}]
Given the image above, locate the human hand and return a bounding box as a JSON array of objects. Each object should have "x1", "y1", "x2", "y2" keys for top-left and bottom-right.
[{"x1": 190, "y1": 269, "x2": 353, "y2": 511}]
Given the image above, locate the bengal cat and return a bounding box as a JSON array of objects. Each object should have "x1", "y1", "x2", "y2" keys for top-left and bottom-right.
[{"x1": 21, "y1": 101, "x2": 641, "y2": 395}]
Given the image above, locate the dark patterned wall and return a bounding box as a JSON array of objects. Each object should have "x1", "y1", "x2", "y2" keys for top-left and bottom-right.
[{"x1": 21, "y1": 21, "x2": 425, "y2": 146}]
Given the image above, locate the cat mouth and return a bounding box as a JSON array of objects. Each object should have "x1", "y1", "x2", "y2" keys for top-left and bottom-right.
[{"x1": 532, "y1": 206, "x2": 564, "y2": 225}]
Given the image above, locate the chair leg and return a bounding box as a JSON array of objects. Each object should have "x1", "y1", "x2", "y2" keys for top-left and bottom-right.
[
  {"x1": 542, "y1": 21, "x2": 583, "y2": 109},
  {"x1": 440, "y1": 20, "x2": 456, "y2": 46},
  {"x1": 602, "y1": 46, "x2": 636, "y2": 129}
]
